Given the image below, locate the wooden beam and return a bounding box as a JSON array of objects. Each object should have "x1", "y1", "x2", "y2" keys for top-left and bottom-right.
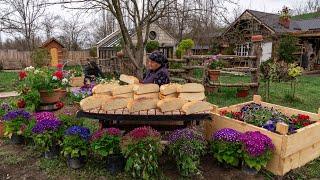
[
  {"x1": 222, "y1": 67, "x2": 258, "y2": 72},
  {"x1": 168, "y1": 69, "x2": 186, "y2": 73},
  {"x1": 185, "y1": 76, "x2": 203, "y2": 83},
  {"x1": 182, "y1": 65, "x2": 204, "y2": 69},
  {"x1": 207, "y1": 82, "x2": 259, "y2": 87},
  {"x1": 171, "y1": 77, "x2": 187, "y2": 83},
  {"x1": 168, "y1": 58, "x2": 187, "y2": 63}
]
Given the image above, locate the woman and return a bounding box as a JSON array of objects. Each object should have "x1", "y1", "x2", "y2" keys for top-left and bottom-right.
[{"x1": 143, "y1": 51, "x2": 170, "y2": 86}]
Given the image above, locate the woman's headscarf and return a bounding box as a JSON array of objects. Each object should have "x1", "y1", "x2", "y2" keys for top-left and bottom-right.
[{"x1": 149, "y1": 51, "x2": 168, "y2": 68}]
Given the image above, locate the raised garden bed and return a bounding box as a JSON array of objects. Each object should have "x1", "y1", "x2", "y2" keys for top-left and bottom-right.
[{"x1": 205, "y1": 95, "x2": 320, "y2": 176}]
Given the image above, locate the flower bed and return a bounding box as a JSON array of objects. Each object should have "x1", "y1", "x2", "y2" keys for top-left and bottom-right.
[{"x1": 205, "y1": 95, "x2": 320, "y2": 175}]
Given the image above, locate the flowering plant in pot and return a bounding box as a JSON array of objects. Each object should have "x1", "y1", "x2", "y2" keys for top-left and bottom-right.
[
  {"x1": 91, "y1": 128, "x2": 124, "y2": 174},
  {"x1": 32, "y1": 114, "x2": 63, "y2": 159},
  {"x1": 0, "y1": 102, "x2": 13, "y2": 137},
  {"x1": 69, "y1": 67, "x2": 84, "y2": 87},
  {"x1": 240, "y1": 131, "x2": 274, "y2": 174},
  {"x1": 70, "y1": 83, "x2": 94, "y2": 106},
  {"x1": 61, "y1": 126, "x2": 91, "y2": 169},
  {"x1": 17, "y1": 65, "x2": 70, "y2": 106},
  {"x1": 120, "y1": 126, "x2": 163, "y2": 179},
  {"x1": 208, "y1": 58, "x2": 224, "y2": 81},
  {"x1": 168, "y1": 128, "x2": 206, "y2": 177},
  {"x1": 210, "y1": 128, "x2": 243, "y2": 167},
  {"x1": 3, "y1": 109, "x2": 32, "y2": 144},
  {"x1": 236, "y1": 87, "x2": 250, "y2": 98}
]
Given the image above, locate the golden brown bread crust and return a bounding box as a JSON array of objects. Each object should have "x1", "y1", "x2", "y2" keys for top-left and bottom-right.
[
  {"x1": 92, "y1": 83, "x2": 119, "y2": 94},
  {"x1": 127, "y1": 97, "x2": 158, "y2": 112},
  {"x1": 159, "y1": 93, "x2": 178, "y2": 100},
  {"x1": 159, "y1": 83, "x2": 181, "y2": 95},
  {"x1": 80, "y1": 95, "x2": 111, "y2": 111},
  {"x1": 178, "y1": 92, "x2": 205, "y2": 101},
  {"x1": 112, "y1": 85, "x2": 134, "y2": 95},
  {"x1": 119, "y1": 74, "x2": 140, "y2": 84},
  {"x1": 102, "y1": 97, "x2": 132, "y2": 111},
  {"x1": 134, "y1": 92, "x2": 159, "y2": 100},
  {"x1": 133, "y1": 84, "x2": 159, "y2": 95},
  {"x1": 181, "y1": 101, "x2": 213, "y2": 115},
  {"x1": 177, "y1": 83, "x2": 205, "y2": 93},
  {"x1": 157, "y1": 98, "x2": 187, "y2": 112}
]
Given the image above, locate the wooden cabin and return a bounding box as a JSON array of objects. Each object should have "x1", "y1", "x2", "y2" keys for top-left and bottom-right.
[{"x1": 41, "y1": 38, "x2": 65, "y2": 66}]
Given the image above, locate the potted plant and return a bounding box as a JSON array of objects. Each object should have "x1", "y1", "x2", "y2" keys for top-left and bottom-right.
[
  {"x1": 145, "y1": 40, "x2": 159, "y2": 53},
  {"x1": 178, "y1": 39, "x2": 195, "y2": 56},
  {"x1": 3, "y1": 109, "x2": 32, "y2": 144},
  {"x1": 69, "y1": 67, "x2": 84, "y2": 87},
  {"x1": 32, "y1": 116, "x2": 62, "y2": 159},
  {"x1": 210, "y1": 128, "x2": 243, "y2": 167},
  {"x1": 236, "y1": 87, "x2": 250, "y2": 98},
  {"x1": 62, "y1": 126, "x2": 91, "y2": 169},
  {"x1": 121, "y1": 126, "x2": 163, "y2": 179},
  {"x1": 91, "y1": 128, "x2": 124, "y2": 174},
  {"x1": 0, "y1": 102, "x2": 13, "y2": 137},
  {"x1": 168, "y1": 128, "x2": 206, "y2": 177},
  {"x1": 240, "y1": 131, "x2": 274, "y2": 175},
  {"x1": 208, "y1": 59, "x2": 224, "y2": 81},
  {"x1": 70, "y1": 83, "x2": 94, "y2": 109},
  {"x1": 17, "y1": 65, "x2": 69, "y2": 107}
]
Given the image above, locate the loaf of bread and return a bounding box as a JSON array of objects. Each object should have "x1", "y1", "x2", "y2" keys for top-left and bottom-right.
[
  {"x1": 182, "y1": 101, "x2": 213, "y2": 115},
  {"x1": 112, "y1": 85, "x2": 134, "y2": 95},
  {"x1": 92, "y1": 83, "x2": 119, "y2": 95},
  {"x1": 159, "y1": 93, "x2": 178, "y2": 100},
  {"x1": 160, "y1": 83, "x2": 181, "y2": 95},
  {"x1": 102, "y1": 97, "x2": 132, "y2": 111},
  {"x1": 127, "y1": 97, "x2": 158, "y2": 112},
  {"x1": 179, "y1": 92, "x2": 205, "y2": 101},
  {"x1": 119, "y1": 74, "x2": 140, "y2": 84},
  {"x1": 134, "y1": 92, "x2": 159, "y2": 100},
  {"x1": 80, "y1": 95, "x2": 110, "y2": 111},
  {"x1": 133, "y1": 84, "x2": 159, "y2": 95},
  {"x1": 177, "y1": 83, "x2": 205, "y2": 93},
  {"x1": 114, "y1": 92, "x2": 133, "y2": 98},
  {"x1": 157, "y1": 98, "x2": 187, "y2": 112}
]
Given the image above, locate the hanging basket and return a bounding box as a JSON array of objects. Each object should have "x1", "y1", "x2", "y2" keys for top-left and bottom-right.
[{"x1": 39, "y1": 89, "x2": 62, "y2": 104}]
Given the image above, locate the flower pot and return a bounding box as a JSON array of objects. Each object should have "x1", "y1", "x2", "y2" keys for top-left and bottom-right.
[
  {"x1": 106, "y1": 154, "x2": 126, "y2": 174},
  {"x1": 39, "y1": 89, "x2": 62, "y2": 104},
  {"x1": 44, "y1": 145, "x2": 60, "y2": 159},
  {"x1": 208, "y1": 70, "x2": 220, "y2": 81},
  {"x1": 241, "y1": 162, "x2": 258, "y2": 175},
  {"x1": 59, "y1": 89, "x2": 67, "y2": 99},
  {"x1": 0, "y1": 121, "x2": 4, "y2": 137},
  {"x1": 67, "y1": 156, "x2": 85, "y2": 169},
  {"x1": 70, "y1": 76, "x2": 84, "y2": 87},
  {"x1": 25, "y1": 137, "x2": 35, "y2": 146},
  {"x1": 11, "y1": 134, "x2": 24, "y2": 145},
  {"x1": 236, "y1": 88, "x2": 249, "y2": 98}
]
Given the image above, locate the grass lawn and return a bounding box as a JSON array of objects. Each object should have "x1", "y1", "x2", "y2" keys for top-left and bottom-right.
[{"x1": 0, "y1": 71, "x2": 18, "y2": 92}]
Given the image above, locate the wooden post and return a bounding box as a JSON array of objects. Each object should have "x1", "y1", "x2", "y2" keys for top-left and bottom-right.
[
  {"x1": 251, "y1": 40, "x2": 262, "y2": 94},
  {"x1": 253, "y1": 95, "x2": 262, "y2": 104},
  {"x1": 185, "y1": 56, "x2": 192, "y2": 83},
  {"x1": 276, "y1": 122, "x2": 289, "y2": 135}
]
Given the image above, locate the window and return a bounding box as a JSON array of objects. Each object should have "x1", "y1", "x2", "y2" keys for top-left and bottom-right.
[
  {"x1": 236, "y1": 43, "x2": 252, "y2": 56},
  {"x1": 149, "y1": 31, "x2": 157, "y2": 40}
]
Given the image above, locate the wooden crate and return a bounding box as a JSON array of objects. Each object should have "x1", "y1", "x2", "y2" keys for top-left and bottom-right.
[{"x1": 204, "y1": 95, "x2": 320, "y2": 176}]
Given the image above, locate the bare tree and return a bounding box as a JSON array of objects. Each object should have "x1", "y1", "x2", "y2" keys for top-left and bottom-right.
[
  {"x1": 0, "y1": 0, "x2": 46, "y2": 50},
  {"x1": 41, "y1": 14, "x2": 61, "y2": 39}
]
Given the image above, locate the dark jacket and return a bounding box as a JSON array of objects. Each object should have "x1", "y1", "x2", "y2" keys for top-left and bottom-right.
[{"x1": 143, "y1": 66, "x2": 170, "y2": 86}]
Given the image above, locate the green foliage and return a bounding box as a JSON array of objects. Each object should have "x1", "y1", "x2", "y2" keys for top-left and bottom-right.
[
  {"x1": 292, "y1": 12, "x2": 320, "y2": 20},
  {"x1": 23, "y1": 119, "x2": 36, "y2": 139},
  {"x1": 209, "y1": 60, "x2": 224, "y2": 70},
  {"x1": 33, "y1": 131, "x2": 62, "y2": 153},
  {"x1": 168, "y1": 139, "x2": 206, "y2": 177},
  {"x1": 178, "y1": 39, "x2": 195, "y2": 51},
  {"x1": 121, "y1": 137, "x2": 163, "y2": 179},
  {"x1": 31, "y1": 48, "x2": 49, "y2": 68},
  {"x1": 243, "y1": 150, "x2": 273, "y2": 171},
  {"x1": 278, "y1": 35, "x2": 299, "y2": 63},
  {"x1": 58, "y1": 114, "x2": 84, "y2": 129},
  {"x1": 221, "y1": 46, "x2": 235, "y2": 55},
  {"x1": 211, "y1": 141, "x2": 242, "y2": 166},
  {"x1": 4, "y1": 117, "x2": 29, "y2": 137},
  {"x1": 175, "y1": 48, "x2": 183, "y2": 59},
  {"x1": 61, "y1": 135, "x2": 90, "y2": 158},
  {"x1": 91, "y1": 135, "x2": 121, "y2": 157},
  {"x1": 208, "y1": 42, "x2": 220, "y2": 55},
  {"x1": 145, "y1": 40, "x2": 159, "y2": 53},
  {"x1": 21, "y1": 89, "x2": 40, "y2": 111},
  {"x1": 89, "y1": 47, "x2": 97, "y2": 57}
]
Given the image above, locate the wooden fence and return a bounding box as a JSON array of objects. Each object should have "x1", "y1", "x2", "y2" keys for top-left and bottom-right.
[{"x1": 0, "y1": 49, "x2": 92, "y2": 69}]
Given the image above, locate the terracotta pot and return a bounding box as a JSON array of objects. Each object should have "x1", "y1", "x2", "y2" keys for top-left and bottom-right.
[
  {"x1": 208, "y1": 70, "x2": 220, "y2": 81},
  {"x1": 251, "y1": 35, "x2": 263, "y2": 42},
  {"x1": 0, "y1": 121, "x2": 4, "y2": 137},
  {"x1": 70, "y1": 76, "x2": 84, "y2": 87},
  {"x1": 39, "y1": 89, "x2": 62, "y2": 104},
  {"x1": 236, "y1": 88, "x2": 249, "y2": 98},
  {"x1": 59, "y1": 89, "x2": 67, "y2": 99}
]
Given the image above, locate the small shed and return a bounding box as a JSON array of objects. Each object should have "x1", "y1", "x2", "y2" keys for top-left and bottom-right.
[{"x1": 41, "y1": 38, "x2": 65, "y2": 66}]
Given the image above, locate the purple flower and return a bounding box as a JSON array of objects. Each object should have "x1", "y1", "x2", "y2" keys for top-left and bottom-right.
[
  {"x1": 213, "y1": 128, "x2": 242, "y2": 142},
  {"x1": 34, "y1": 112, "x2": 55, "y2": 122},
  {"x1": 65, "y1": 126, "x2": 91, "y2": 140},
  {"x1": 106, "y1": 127, "x2": 121, "y2": 136},
  {"x1": 168, "y1": 128, "x2": 204, "y2": 144},
  {"x1": 32, "y1": 118, "x2": 62, "y2": 134},
  {"x1": 91, "y1": 128, "x2": 121, "y2": 141},
  {"x1": 240, "y1": 131, "x2": 274, "y2": 157},
  {"x1": 3, "y1": 109, "x2": 31, "y2": 121}
]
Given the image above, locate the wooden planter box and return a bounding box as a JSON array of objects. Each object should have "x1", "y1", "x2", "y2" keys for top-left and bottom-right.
[{"x1": 205, "y1": 95, "x2": 320, "y2": 176}]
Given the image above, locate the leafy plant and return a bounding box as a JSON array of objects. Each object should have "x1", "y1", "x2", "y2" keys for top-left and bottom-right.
[
  {"x1": 61, "y1": 126, "x2": 91, "y2": 158},
  {"x1": 3, "y1": 109, "x2": 32, "y2": 137},
  {"x1": 31, "y1": 48, "x2": 49, "y2": 68},
  {"x1": 278, "y1": 35, "x2": 298, "y2": 63},
  {"x1": 91, "y1": 128, "x2": 122, "y2": 157},
  {"x1": 145, "y1": 40, "x2": 159, "y2": 53},
  {"x1": 121, "y1": 126, "x2": 163, "y2": 179},
  {"x1": 168, "y1": 128, "x2": 206, "y2": 177},
  {"x1": 178, "y1": 39, "x2": 195, "y2": 51},
  {"x1": 209, "y1": 60, "x2": 224, "y2": 70},
  {"x1": 211, "y1": 128, "x2": 242, "y2": 166}
]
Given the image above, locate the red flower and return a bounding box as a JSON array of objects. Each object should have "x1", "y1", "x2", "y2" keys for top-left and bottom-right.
[
  {"x1": 19, "y1": 71, "x2": 27, "y2": 80},
  {"x1": 57, "y1": 64, "x2": 63, "y2": 69},
  {"x1": 292, "y1": 118, "x2": 298, "y2": 123},
  {"x1": 302, "y1": 122, "x2": 310, "y2": 127},
  {"x1": 17, "y1": 99, "x2": 26, "y2": 108},
  {"x1": 220, "y1": 110, "x2": 228, "y2": 116},
  {"x1": 53, "y1": 71, "x2": 63, "y2": 80},
  {"x1": 298, "y1": 114, "x2": 310, "y2": 120},
  {"x1": 56, "y1": 101, "x2": 64, "y2": 109}
]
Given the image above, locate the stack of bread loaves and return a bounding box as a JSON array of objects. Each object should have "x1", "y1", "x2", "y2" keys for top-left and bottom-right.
[
  {"x1": 101, "y1": 84, "x2": 134, "y2": 111},
  {"x1": 119, "y1": 74, "x2": 140, "y2": 84},
  {"x1": 177, "y1": 83, "x2": 206, "y2": 101},
  {"x1": 127, "y1": 84, "x2": 160, "y2": 112},
  {"x1": 159, "y1": 83, "x2": 180, "y2": 100}
]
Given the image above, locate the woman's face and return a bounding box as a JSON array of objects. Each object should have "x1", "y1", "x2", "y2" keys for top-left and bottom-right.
[{"x1": 147, "y1": 59, "x2": 161, "y2": 70}]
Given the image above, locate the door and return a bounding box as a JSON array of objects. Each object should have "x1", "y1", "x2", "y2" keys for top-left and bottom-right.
[
  {"x1": 50, "y1": 48, "x2": 59, "y2": 66},
  {"x1": 261, "y1": 42, "x2": 273, "y2": 62}
]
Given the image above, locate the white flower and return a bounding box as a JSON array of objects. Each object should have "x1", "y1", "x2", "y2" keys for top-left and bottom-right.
[
  {"x1": 62, "y1": 78, "x2": 69, "y2": 85},
  {"x1": 52, "y1": 76, "x2": 58, "y2": 81},
  {"x1": 34, "y1": 69, "x2": 40, "y2": 74},
  {"x1": 24, "y1": 66, "x2": 35, "y2": 72}
]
